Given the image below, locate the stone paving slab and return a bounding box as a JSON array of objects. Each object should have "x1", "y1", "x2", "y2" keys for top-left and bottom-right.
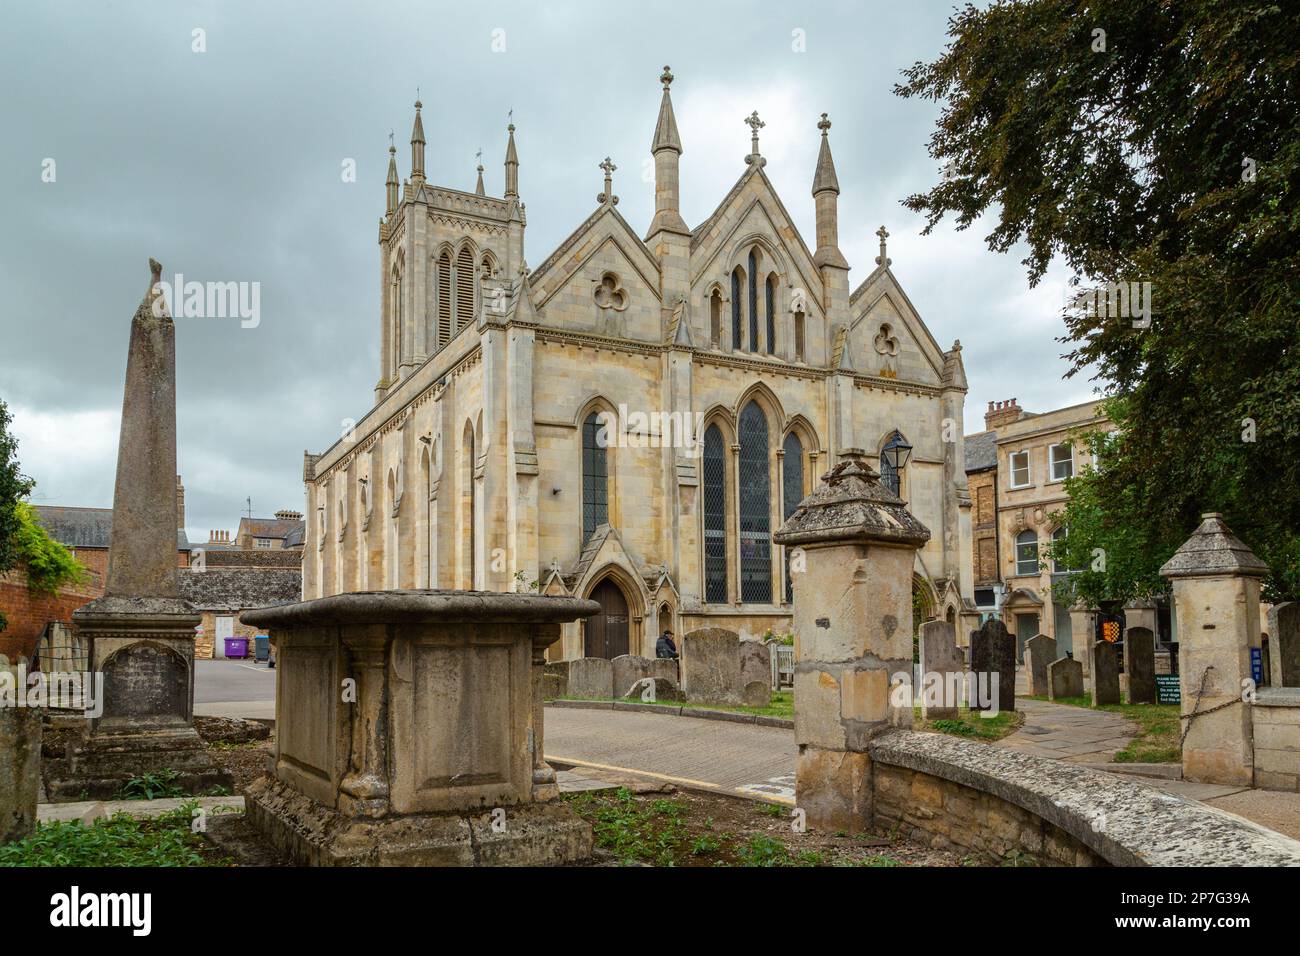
[
  {"x1": 997, "y1": 698, "x2": 1139, "y2": 761},
  {"x1": 38, "y1": 794, "x2": 245, "y2": 823}
]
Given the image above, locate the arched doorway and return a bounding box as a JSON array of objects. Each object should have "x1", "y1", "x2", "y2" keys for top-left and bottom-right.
[{"x1": 586, "y1": 578, "x2": 630, "y2": 659}]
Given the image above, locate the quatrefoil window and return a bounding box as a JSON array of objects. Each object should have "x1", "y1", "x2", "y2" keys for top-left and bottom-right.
[
  {"x1": 873, "y1": 322, "x2": 900, "y2": 356},
  {"x1": 594, "y1": 273, "x2": 628, "y2": 312}
]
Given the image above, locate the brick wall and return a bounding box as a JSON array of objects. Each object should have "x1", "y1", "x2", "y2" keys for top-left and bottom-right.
[
  {"x1": 0, "y1": 570, "x2": 100, "y2": 661},
  {"x1": 195, "y1": 610, "x2": 263, "y2": 659}
]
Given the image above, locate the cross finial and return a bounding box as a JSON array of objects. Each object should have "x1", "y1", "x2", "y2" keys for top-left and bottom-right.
[
  {"x1": 875, "y1": 225, "x2": 891, "y2": 267},
  {"x1": 744, "y1": 111, "x2": 766, "y2": 166},
  {"x1": 388, "y1": 130, "x2": 394, "y2": 150},
  {"x1": 660, "y1": 65, "x2": 674, "y2": 89},
  {"x1": 597, "y1": 156, "x2": 619, "y2": 206},
  {"x1": 818, "y1": 112, "x2": 831, "y2": 134}
]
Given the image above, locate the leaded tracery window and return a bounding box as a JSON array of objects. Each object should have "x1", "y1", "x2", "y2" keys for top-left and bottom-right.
[
  {"x1": 731, "y1": 269, "x2": 743, "y2": 350},
  {"x1": 738, "y1": 402, "x2": 772, "y2": 603},
  {"x1": 782, "y1": 431, "x2": 804, "y2": 603},
  {"x1": 880, "y1": 430, "x2": 906, "y2": 496},
  {"x1": 703, "y1": 424, "x2": 728, "y2": 602},
  {"x1": 582, "y1": 412, "x2": 609, "y2": 543},
  {"x1": 747, "y1": 251, "x2": 759, "y2": 351},
  {"x1": 765, "y1": 275, "x2": 777, "y2": 355}
]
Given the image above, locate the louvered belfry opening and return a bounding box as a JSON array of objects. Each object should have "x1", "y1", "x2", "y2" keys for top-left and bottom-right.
[
  {"x1": 738, "y1": 402, "x2": 772, "y2": 603},
  {"x1": 436, "y1": 252, "x2": 452, "y2": 348},
  {"x1": 703, "y1": 423, "x2": 728, "y2": 602},
  {"x1": 455, "y1": 247, "x2": 475, "y2": 332}
]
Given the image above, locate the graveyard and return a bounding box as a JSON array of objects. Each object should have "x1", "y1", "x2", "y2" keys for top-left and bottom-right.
[{"x1": 3, "y1": 3, "x2": 1300, "y2": 942}]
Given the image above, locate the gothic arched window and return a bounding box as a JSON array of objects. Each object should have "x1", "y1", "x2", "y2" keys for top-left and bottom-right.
[
  {"x1": 709, "y1": 290, "x2": 722, "y2": 347},
  {"x1": 738, "y1": 402, "x2": 771, "y2": 603},
  {"x1": 880, "y1": 430, "x2": 906, "y2": 496},
  {"x1": 782, "y1": 431, "x2": 804, "y2": 603},
  {"x1": 582, "y1": 412, "x2": 609, "y2": 543},
  {"x1": 765, "y1": 275, "x2": 777, "y2": 355},
  {"x1": 731, "y1": 268, "x2": 743, "y2": 350},
  {"x1": 703, "y1": 424, "x2": 728, "y2": 602},
  {"x1": 436, "y1": 252, "x2": 452, "y2": 347},
  {"x1": 747, "y1": 250, "x2": 759, "y2": 352},
  {"x1": 794, "y1": 308, "x2": 806, "y2": 362},
  {"x1": 455, "y1": 246, "x2": 475, "y2": 332}
]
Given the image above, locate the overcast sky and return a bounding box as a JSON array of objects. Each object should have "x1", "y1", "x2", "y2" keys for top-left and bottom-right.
[{"x1": 0, "y1": 0, "x2": 1095, "y2": 543}]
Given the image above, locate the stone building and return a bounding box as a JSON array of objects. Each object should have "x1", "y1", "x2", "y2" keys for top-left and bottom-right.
[
  {"x1": 301, "y1": 68, "x2": 974, "y2": 660},
  {"x1": 232, "y1": 510, "x2": 305, "y2": 551},
  {"x1": 964, "y1": 399, "x2": 1118, "y2": 657}
]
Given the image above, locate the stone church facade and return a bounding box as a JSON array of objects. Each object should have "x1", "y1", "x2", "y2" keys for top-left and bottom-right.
[{"x1": 301, "y1": 68, "x2": 975, "y2": 660}]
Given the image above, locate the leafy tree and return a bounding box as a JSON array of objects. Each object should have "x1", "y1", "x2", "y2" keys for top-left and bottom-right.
[
  {"x1": 897, "y1": 1, "x2": 1300, "y2": 601},
  {"x1": 0, "y1": 399, "x2": 35, "y2": 632},
  {"x1": 0, "y1": 400, "x2": 86, "y2": 632}
]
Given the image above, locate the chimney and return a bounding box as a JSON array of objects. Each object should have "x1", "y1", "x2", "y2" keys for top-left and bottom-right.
[
  {"x1": 275, "y1": 509, "x2": 303, "y2": 521},
  {"x1": 984, "y1": 398, "x2": 1023, "y2": 431},
  {"x1": 176, "y1": 475, "x2": 185, "y2": 530}
]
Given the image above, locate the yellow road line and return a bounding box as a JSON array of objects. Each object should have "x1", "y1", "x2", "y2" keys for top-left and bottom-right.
[{"x1": 545, "y1": 755, "x2": 720, "y2": 790}]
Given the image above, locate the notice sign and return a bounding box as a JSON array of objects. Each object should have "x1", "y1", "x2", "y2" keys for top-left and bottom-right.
[
  {"x1": 1251, "y1": 647, "x2": 1263, "y2": 685},
  {"x1": 1155, "y1": 674, "x2": 1181, "y2": 705}
]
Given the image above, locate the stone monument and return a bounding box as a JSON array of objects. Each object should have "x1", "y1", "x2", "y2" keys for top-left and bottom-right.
[
  {"x1": 242, "y1": 590, "x2": 598, "y2": 865},
  {"x1": 1049, "y1": 657, "x2": 1084, "y2": 700},
  {"x1": 1160, "y1": 514, "x2": 1269, "y2": 786},
  {"x1": 918, "y1": 620, "x2": 964, "y2": 719},
  {"x1": 1091, "y1": 640, "x2": 1121, "y2": 706},
  {"x1": 773, "y1": 450, "x2": 930, "y2": 832},
  {"x1": 970, "y1": 619, "x2": 1016, "y2": 713},
  {"x1": 1023, "y1": 633, "x2": 1057, "y2": 697},
  {"x1": 50, "y1": 261, "x2": 229, "y2": 799},
  {"x1": 1125, "y1": 626, "x2": 1157, "y2": 704}
]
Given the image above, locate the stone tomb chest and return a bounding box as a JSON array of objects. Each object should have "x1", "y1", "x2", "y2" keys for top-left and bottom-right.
[{"x1": 242, "y1": 589, "x2": 598, "y2": 865}]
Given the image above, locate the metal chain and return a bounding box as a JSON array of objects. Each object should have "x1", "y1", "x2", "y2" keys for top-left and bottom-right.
[{"x1": 1179, "y1": 664, "x2": 1242, "y2": 745}]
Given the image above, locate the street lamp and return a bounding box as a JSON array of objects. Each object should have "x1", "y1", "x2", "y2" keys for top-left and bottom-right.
[{"x1": 880, "y1": 436, "x2": 913, "y2": 473}]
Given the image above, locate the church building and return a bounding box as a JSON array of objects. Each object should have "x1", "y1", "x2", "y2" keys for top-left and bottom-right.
[{"x1": 301, "y1": 67, "x2": 976, "y2": 660}]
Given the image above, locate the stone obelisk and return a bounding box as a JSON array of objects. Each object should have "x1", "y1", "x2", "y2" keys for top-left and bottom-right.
[{"x1": 51, "y1": 260, "x2": 230, "y2": 799}]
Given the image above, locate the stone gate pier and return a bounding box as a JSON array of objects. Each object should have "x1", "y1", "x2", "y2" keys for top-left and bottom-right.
[{"x1": 241, "y1": 590, "x2": 598, "y2": 866}]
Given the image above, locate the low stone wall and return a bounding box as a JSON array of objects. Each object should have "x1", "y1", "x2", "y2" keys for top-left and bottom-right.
[
  {"x1": 1254, "y1": 689, "x2": 1300, "y2": 792},
  {"x1": 867, "y1": 731, "x2": 1300, "y2": 866}
]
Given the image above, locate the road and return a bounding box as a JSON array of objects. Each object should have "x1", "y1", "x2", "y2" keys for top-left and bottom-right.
[
  {"x1": 546, "y1": 707, "x2": 797, "y2": 802},
  {"x1": 194, "y1": 658, "x2": 276, "y2": 719}
]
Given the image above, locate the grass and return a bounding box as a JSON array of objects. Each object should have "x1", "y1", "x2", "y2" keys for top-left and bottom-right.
[
  {"x1": 563, "y1": 787, "x2": 909, "y2": 867},
  {"x1": 1026, "y1": 695, "x2": 1181, "y2": 763},
  {"x1": 553, "y1": 690, "x2": 794, "y2": 721},
  {"x1": 913, "y1": 706, "x2": 1024, "y2": 741},
  {"x1": 0, "y1": 803, "x2": 230, "y2": 867},
  {"x1": 564, "y1": 787, "x2": 689, "y2": 866},
  {"x1": 115, "y1": 769, "x2": 187, "y2": 801}
]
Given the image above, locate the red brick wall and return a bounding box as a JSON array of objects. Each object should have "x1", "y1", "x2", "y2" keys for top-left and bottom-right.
[{"x1": 0, "y1": 570, "x2": 101, "y2": 661}]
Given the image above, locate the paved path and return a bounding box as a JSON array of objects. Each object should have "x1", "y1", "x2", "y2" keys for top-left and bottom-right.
[
  {"x1": 996, "y1": 697, "x2": 1138, "y2": 762},
  {"x1": 544, "y1": 706, "x2": 798, "y2": 803}
]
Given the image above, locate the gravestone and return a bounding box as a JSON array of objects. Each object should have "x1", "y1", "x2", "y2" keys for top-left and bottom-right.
[
  {"x1": 568, "y1": 658, "x2": 613, "y2": 699},
  {"x1": 1268, "y1": 602, "x2": 1299, "y2": 687},
  {"x1": 647, "y1": 658, "x2": 678, "y2": 685},
  {"x1": 623, "y1": 676, "x2": 684, "y2": 703},
  {"x1": 738, "y1": 641, "x2": 771, "y2": 690},
  {"x1": 1023, "y1": 634, "x2": 1057, "y2": 697},
  {"x1": 969, "y1": 619, "x2": 1016, "y2": 713},
  {"x1": 681, "y1": 627, "x2": 744, "y2": 705},
  {"x1": 742, "y1": 680, "x2": 771, "y2": 709},
  {"x1": 918, "y1": 620, "x2": 964, "y2": 719},
  {"x1": 543, "y1": 661, "x2": 569, "y2": 698},
  {"x1": 611, "y1": 655, "x2": 651, "y2": 697},
  {"x1": 0, "y1": 656, "x2": 40, "y2": 845},
  {"x1": 1049, "y1": 657, "x2": 1084, "y2": 700},
  {"x1": 1125, "y1": 627, "x2": 1156, "y2": 704},
  {"x1": 1091, "y1": 640, "x2": 1121, "y2": 706}
]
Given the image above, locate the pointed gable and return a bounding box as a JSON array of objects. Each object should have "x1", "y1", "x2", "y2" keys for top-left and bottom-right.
[
  {"x1": 848, "y1": 266, "x2": 947, "y2": 385},
  {"x1": 528, "y1": 203, "x2": 663, "y2": 342}
]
